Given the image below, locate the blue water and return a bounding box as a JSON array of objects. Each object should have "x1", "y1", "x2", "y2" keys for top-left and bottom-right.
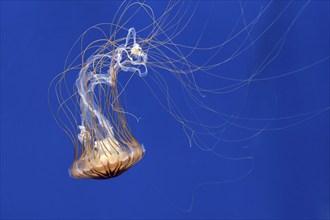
[{"x1": 1, "y1": 1, "x2": 329, "y2": 219}]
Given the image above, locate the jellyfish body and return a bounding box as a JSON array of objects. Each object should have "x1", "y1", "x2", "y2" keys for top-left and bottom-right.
[{"x1": 70, "y1": 28, "x2": 147, "y2": 179}]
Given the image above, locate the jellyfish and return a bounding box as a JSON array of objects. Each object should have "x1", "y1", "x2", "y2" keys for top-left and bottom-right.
[
  {"x1": 49, "y1": 0, "x2": 328, "y2": 185},
  {"x1": 64, "y1": 27, "x2": 147, "y2": 179}
]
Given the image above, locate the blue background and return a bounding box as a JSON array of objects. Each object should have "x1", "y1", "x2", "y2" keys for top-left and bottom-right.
[{"x1": 1, "y1": 1, "x2": 329, "y2": 219}]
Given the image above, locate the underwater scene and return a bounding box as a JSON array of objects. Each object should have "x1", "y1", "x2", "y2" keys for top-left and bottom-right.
[{"x1": 1, "y1": 1, "x2": 329, "y2": 219}]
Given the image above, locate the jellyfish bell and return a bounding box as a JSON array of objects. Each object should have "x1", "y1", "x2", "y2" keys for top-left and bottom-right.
[
  {"x1": 69, "y1": 130, "x2": 145, "y2": 179},
  {"x1": 68, "y1": 27, "x2": 147, "y2": 179}
]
